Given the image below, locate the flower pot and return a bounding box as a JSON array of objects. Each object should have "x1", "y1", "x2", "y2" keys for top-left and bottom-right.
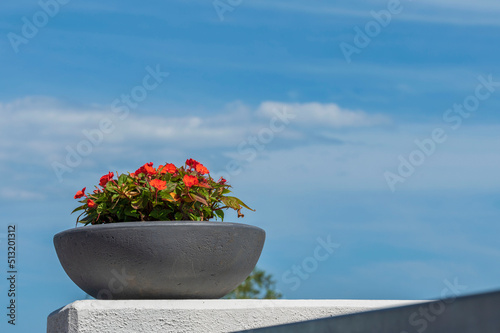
[{"x1": 53, "y1": 221, "x2": 265, "y2": 299}]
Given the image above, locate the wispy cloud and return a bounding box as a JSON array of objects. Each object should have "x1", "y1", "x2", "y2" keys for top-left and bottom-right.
[
  {"x1": 2, "y1": 96, "x2": 499, "y2": 198},
  {"x1": 1, "y1": 97, "x2": 388, "y2": 155},
  {"x1": 1, "y1": 96, "x2": 392, "y2": 195},
  {"x1": 0, "y1": 188, "x2": 45, "y2": 200},
  {"x1": 242, "y1": 0, "x2": 500, "y2": 27},
  {"x1": 257, "y1": 101, "x2": 390, "y2": 128}
]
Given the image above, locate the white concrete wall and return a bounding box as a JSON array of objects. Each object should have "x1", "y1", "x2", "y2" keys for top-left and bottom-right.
[{"x1": 47, "y1": 299, "x2": 421, "y2": 333}]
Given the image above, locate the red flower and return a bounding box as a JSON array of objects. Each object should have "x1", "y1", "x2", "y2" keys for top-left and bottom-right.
[
  {"x1": 158, "y1": 163, "x2": 176, "y2": 174},
  {"x1": 166, "y1": 163, "x2": 177, "y2": 173},
  {"x1": 183, "y1": 175, "x2": 199, "y2": 188},
  {"x1": 218, "y1": 177, "x2": 227, "y2": 184},
  {"x1": 144, "y1": 163, "x2": 156, "y2": 175},
  {"x1": 135, "y1": 162, "x2": 156, "y2": 176},
  {"x1": 185, "y1": 158, "x2": 200, "y2": 169},
  {"x1": 195, "y1": 163, "x2": 209, "y2": 175},
  {"x1": 149, "y1": 179, "x2": 167, "y2": 190},
  {"x1": 74, "y1": 187, "x2": 86, "y2": 199},
  {"x1": 134, "y1": 166, "x2": 143, "y2": 175},
  {"x1": 99, "y1": 172, "x2": 114, "y2": 187},
  {"x1": 87, "y1": 199, "x2": 96, "y2": 208}
]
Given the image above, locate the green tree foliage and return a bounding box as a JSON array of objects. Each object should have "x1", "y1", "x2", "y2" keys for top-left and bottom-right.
[{"x1": 225, "y1": 268, "x2": 283, "y2": 299}]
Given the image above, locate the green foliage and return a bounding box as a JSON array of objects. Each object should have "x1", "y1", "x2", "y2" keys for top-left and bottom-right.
[
  {"x1": 72, "y1": 159, "x2": 254, "y2": 225},
  {"x1": 224, "y1": 268, "x2": 283, "y2": 299}
]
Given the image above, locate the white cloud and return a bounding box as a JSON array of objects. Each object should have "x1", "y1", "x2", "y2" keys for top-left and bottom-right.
[
  {"x1": 0, "y1": 96, "x2": 250, "y2": 155},
  {"x1": 3, "y1": 96, "x2": 499, "y2": 197},
  {"x1": 0, "y1": 96, "x2": 392, "y2": 197},
  {"x1": 0, "y1": 188, "x2": 45, "y2": 200},
  {"x1": 1, "y1": 97, "x2": 387, "y2": 159},
  {"x1": 257, "y1": 101, "x2": 390, "y2": 128}
]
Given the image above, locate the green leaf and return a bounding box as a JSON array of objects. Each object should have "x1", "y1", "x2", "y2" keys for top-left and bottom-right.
[
  {"x1": 165, "y1": 182, "x2": 176, "y2": 192},
  {"x1": 118, "y1": 174, "x2": 127, "y2": 186},
  {"x1": 215, "y1": 209, "x2": 224, "y2": 221},
  {"x1": 189, "y1": 213, "x2": 201, "y2": 221},
  {"x1": 124, "y1": 209, "x2": 139, "y2": 218},
  {"x1": 232, "y1": 196, "x2": 255, "y2": 211},
  {"x1": 105, "y1": 184, "x2": 117, "y2": 193},
  {"x1": 220, "y1": 196, "x2": 238, "y2": 209},
  {"x1": 191, "y1": 193, "x2": 208, "y2": 206},
  {"x1": 71, "y1": 205, "x2": 86, "y2": 214},
  {"x1": 221, "y1": 196, "x2": 255, "y2": 211},
  {"x1": 97, "y1": 203, "x2": 105, "y2": 214},
  {"x1": 149, "y1": 207, "x2": 171, "y2": 220}
]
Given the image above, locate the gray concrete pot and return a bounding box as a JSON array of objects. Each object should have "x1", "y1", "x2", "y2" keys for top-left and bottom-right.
[{"x1": 53, "y1": 221, "x2": 265, "y2": 299}]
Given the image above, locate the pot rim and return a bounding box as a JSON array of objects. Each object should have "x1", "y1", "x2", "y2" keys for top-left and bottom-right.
[{"x1": 54, "y1": 221, "x2": 265, "y2": 238}]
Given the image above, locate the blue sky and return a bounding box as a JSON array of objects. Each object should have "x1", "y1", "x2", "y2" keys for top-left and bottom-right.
[{"x1": 1, "y1": 0, "x2": 500, "y2": 331}]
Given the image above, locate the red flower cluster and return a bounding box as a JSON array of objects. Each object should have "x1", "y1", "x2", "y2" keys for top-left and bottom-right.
[
  {"x1": 183, "y1": 175, "x2": 199, "y2": 188},
  {"x1": 99, "y1": 172, "x2": 114, "y2": 187},
  {"x1": 149, "y1": 179, "x2": 167, "y2": 190},
  {"x1": 159, "y1": 163, "x2": 176, "y2": 174},
  {"x1": 72, "y1": 158, "x2": 253, "y2": 225},
  {"x1": 134, "y1": 162, "x2": 156, "y2": 176},
  {"x1": 195, "y1": 164, "x2": 209, "y2": 175},
  {"x1": 186, "y1": 158, "x2": 199, "y2": 169},
  {"x1": 186, "y1": 158, "x2": 209, "y2": 175}
]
